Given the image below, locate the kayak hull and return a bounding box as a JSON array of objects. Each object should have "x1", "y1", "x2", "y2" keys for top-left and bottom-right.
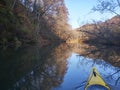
[
  {"x1": 85, "y1": 67, "x2": 110, "y2": 90},
  {"x1": 87, "y1": 85, "x2": 109, "y2": 90}
]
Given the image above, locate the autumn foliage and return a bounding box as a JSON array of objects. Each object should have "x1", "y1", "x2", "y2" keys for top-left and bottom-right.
[
  {"x1": 77, "y1": 16, "x2": 120, "y2": 46},
  {"x1": 0, "y1": 0, "x2": 71, "y2": 48}
]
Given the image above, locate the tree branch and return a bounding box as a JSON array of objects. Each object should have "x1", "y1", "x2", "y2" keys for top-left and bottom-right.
[{"x1": 116, "y1": 0, "x2": 120, "y2": 8}]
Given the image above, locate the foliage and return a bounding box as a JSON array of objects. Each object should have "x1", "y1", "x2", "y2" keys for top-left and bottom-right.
[
  {"x1": 0, "y1": 0, "x2": 71, "y2": 48},
  {"x1": 77, "y1": 16, "x2": 120, "y2": 46},
  {"x1": 83, "y1": 0, "x2": 120, "y2": 46}
]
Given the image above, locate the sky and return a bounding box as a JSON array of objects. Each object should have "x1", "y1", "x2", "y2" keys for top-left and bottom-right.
[{"x1": 64, "y1": 0, "x2": 116, "y2": 29}]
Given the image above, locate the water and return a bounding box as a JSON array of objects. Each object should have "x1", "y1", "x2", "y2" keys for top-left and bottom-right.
[
  {"x1": 52, "y1": 53, "x2": 120, "y2": 90},
  {"x1": 0, "y1": 43, "x2": 120, "y2": 90},
  {"x1": 87, "y1": 85, "x2": 108, "y2": 90}
]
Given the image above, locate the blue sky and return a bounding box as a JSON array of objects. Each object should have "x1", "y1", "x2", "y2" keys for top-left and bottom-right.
[{"x1": 64, "y1": 0, "x2": 116, "y2": 29}]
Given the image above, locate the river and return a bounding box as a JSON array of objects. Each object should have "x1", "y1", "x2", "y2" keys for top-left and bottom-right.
[{"x1": 0, "y1": 43, "x2": 120, "y2": 90}]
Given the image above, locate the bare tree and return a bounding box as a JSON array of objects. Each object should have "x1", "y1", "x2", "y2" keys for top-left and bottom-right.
[{"x1": 92, "y1": 0, "x2": 120, "y2": 16}]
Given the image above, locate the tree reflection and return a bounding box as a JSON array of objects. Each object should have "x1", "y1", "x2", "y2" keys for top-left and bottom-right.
[
  {"x1": 1, "y1": 43, "x2": 120, "y2": 90},
  {"x1": 5, "y1": 43, "x2": 72, "y2": 90},
  {"x1": 72, "y1": 43, "x2": 120, "y2": 88},
  {"x1": 72, "y1": 43, "x2": 120, "y2": 67}
]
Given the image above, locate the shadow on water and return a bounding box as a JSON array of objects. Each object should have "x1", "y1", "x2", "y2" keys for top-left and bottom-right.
[
  {"x1": 0, "y1": 43, "x2": 71, "y2": 90},
  {"x1": 0, "y1": 43, "x2": 120, "y2": 90}
]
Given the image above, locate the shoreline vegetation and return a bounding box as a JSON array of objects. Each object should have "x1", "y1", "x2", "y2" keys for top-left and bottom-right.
[
  {"x1": 0, "y1": 0, "x2": 71, "y2": 49},
  {"x1": 76, "y1": 16, "x2": 120, "y2": 47},
  {"x1": 0, "y1": 0, "x2": 120, "y2": 50}
]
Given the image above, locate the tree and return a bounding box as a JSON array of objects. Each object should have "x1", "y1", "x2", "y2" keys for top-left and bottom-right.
[{"x1": 92, "y1": 0, "x2": 120, "y2": 16}]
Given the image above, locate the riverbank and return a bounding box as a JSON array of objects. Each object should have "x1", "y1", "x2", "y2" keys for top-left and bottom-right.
[{"x1": 0, "y1": 0, "x2": 71, "y2": 49}]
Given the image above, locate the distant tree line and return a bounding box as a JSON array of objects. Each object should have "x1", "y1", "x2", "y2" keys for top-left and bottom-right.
[
  {"x1": 78, "y1": 16, "x2": 120, "y2": 46},
  {"x1": 77, "y1": 0, "x2": 120, "y2": 46}
]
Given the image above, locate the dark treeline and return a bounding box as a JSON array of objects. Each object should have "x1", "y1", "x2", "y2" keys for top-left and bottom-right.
[
  {"x1": 0, "y1": 43, "x2": 71, "y2": 90},
  {"x1": 0, "y1": 0, "x2": 71, "y2": 48}
]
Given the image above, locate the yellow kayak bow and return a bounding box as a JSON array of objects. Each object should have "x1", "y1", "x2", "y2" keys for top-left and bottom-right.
[{"x1": 85, "y1": 67, "x2": 110, "y2": 90}]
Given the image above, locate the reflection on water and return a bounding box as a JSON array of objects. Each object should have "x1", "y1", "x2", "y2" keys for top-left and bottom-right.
[
  {"x1": 0, "y1": 43, "x2": 71, "y2": 90},
  {"x1": 87, "y1": 85, "x2": 108, "y2": 90},
  {"x1": 53, "y1": 53, "x2": 120, "y2": 90},
  {"x1": 0, "y1": 43, "x2": 120, "y2": 90},
  {"x1": 71, "y1": 44, "x2": 120, "y2": 67}
]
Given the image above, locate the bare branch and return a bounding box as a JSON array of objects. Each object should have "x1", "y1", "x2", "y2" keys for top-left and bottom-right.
[
  {"x1": 116, "y1": 0, "x2": 120, "y2": 8},
  {"x1": 92, "y1": 0, "x2": 120, "y2": 16}
]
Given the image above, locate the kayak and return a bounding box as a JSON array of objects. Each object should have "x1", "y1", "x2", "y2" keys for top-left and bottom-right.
[{"x1": 84, "y1": 67, "x2": 110, "y2": 90}]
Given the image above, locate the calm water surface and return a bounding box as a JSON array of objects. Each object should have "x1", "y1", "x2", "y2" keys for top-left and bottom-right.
[
  {"x1": 0, "y1": 43, "x2": 120, "y2": 90},
  {"x1": 52, "y1": 53, "x2": 120, "y2": 90}
]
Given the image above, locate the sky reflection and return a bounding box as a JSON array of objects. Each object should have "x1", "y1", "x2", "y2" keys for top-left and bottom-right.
[{"x1": 52, "y1": 53, "x2": 120, "y2": 90}]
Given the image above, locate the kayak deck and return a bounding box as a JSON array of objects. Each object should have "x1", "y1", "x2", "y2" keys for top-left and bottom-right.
[{"x1": 85, "y1": 67, "x2": 110, "y2": 90}]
